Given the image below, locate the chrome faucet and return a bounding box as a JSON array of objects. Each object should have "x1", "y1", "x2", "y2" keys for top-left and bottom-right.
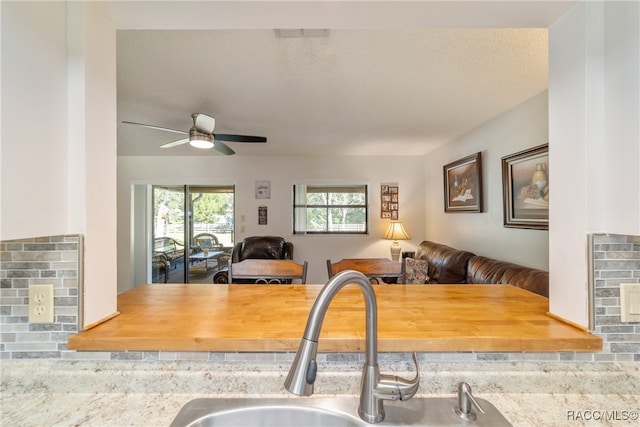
[{"x1": 284, "y1": 270, "x2": 420, "y2": 424}]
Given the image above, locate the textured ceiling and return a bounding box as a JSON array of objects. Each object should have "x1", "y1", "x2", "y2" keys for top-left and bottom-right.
[{"x1": 111, "y1": 2, "x2": 570, "y2": 157}]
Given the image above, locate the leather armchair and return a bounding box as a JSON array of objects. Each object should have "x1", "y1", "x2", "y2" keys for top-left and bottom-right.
[
  {"x1": 231, "y1": 236, "x2": 293, "y2": 263},
  {"x1": 214, "y1": 236, "x2": 294, "y2": 284}
]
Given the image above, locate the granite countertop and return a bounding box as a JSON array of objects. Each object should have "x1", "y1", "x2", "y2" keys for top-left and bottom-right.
[{"x1": 2, "y1": 360, "x2": 639, "y2": 427}]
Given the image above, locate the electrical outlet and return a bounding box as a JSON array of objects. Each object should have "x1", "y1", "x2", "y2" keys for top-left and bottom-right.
[{"x1": 29, "y1": 284, "x2": 54, "y2": 323}]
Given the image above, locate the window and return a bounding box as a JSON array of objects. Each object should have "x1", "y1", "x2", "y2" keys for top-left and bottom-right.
[{"x1": 293, "y1": 184, "x2": 368, "y2": 234}]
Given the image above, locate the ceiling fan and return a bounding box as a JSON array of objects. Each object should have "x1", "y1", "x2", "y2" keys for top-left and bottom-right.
[{"x1": 122, "y1": 113, "x2": 267, "y2": 155}]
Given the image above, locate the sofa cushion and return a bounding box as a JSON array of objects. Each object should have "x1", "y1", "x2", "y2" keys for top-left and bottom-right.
[
  {"x1": 466, "y1": 256, "x2": 549, "y2": 297},
  {"x1": 416, "y1": 241, "x2": 475, "y2": 284}
]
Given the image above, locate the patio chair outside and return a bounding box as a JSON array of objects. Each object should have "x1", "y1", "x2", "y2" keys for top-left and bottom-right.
[{"x1": 193, "y1": 233, "x2": 223, "y2": 251}]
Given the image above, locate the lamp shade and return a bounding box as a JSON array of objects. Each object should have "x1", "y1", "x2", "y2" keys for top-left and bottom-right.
[{"x1": 383, "y1": 221, "x2": 410, "y2": 241}]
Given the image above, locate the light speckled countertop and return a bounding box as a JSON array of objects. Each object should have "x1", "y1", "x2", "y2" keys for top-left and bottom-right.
[{"x1": 2, "y1": 360, "x2": 639, "y2": 426}]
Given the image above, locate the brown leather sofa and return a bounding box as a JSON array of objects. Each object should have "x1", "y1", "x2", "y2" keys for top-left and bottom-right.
[{"x1": 416, "y1": 240, "x2": 549, "y2": 297}]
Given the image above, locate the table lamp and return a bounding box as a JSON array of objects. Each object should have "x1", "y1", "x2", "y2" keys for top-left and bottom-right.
[{"x1": 383, "y1": 220, "x2": 410, "y2": 262}]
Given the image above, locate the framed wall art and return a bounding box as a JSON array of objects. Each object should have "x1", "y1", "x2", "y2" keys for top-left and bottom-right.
[
  {"x1": 258, "y1": 205, "x2": 268, "y2": 225},
  {"x1": 443, "y1": 152, "x2": 483, "y2": 213},
  {"x1": 501, "y1": 143, "x2": 549, "y2": 229},
  {"x1": 381, "y1": 184, "x2": 399, "y2": 220},
  {"x1": 255, "y1": 181, "x2": 271, "y2": 199}
]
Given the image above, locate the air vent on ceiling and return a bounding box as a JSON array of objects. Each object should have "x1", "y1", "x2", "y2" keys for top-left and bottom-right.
[{"x1": 274, "y1": 29, "x2": 330, "y2": 38}]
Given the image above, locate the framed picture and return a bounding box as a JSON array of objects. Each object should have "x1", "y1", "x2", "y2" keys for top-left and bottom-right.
[
  {"x1": 255, "y1": 181, "x2": 271, "y2": 199},
  {"x1": 258, "y1": 205, "x2": 268, "y2": 225},
  {"x1": 501, "y1": 143, "x2": 549, "y2": 229},
  {"x1": 443, "y1": 152, "x2": 483, "y2": 213},
  {"x1": 381, "y1": 184, "x2": 399, "y2": 219}
]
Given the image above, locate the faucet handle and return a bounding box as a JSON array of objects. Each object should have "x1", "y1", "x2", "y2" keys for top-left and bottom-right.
[
  {"x1": 454, "y1": 382, "x2": 485, "y2": 421},
  {"x1": 376, "y1": 352, "x2": 420, "y2": 401},
  {"x1": 396, "y1": 352, "x2": 420, "y2": 400}
]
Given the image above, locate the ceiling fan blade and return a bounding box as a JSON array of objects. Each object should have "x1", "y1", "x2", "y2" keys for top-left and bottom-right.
[
  {"x1": 122, "y1": 121, "x2": 187, "y2": 135},
  {"x1": 160, "y1": 138, "x2": 189, "y2": 148},
  {"x1": 214, "y1": 140, "x2": 235, "y2": 155},
  {"x1": 214, "y1": 133, "x2": 267, "y2": 143}
]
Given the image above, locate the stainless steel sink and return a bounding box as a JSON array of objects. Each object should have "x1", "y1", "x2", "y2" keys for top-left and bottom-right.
[{"x1": 170, "y1": 396, "x2": 513, "y2": 426}]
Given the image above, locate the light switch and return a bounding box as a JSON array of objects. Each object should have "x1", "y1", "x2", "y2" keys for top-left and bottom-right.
[{"x1": 620, "y1": 283, "x2": 640, "y2": 322}]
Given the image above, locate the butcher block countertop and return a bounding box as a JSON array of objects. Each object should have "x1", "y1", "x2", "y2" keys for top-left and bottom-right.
[{"x1": 68, "y1": 284, "x2": 602, "y2": 352}]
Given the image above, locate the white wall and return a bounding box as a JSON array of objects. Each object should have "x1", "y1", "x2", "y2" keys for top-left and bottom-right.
[
  {"x1": 1, "y1": 2, "x2": 69, "y2": 240},
  {"x1": 117, "y1": 155, "x2": 425, "y2": 289},
  {"x1": 67, "y1": 2, "x2": 118, "y2": 327},
  {"x1": 1, "y1": 2, "x2": 118, "y2": 328},
  {"x1": 549, "y1": 0, "x2": 640, "y2": 326},
  {"x1": 424, "y1": 92, "x2": 550, "y2": 270}
]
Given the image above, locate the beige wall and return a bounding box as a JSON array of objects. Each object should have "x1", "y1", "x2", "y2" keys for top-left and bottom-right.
[{"x1": 423, "y1": 91, "x2": 550, "y2": 271}]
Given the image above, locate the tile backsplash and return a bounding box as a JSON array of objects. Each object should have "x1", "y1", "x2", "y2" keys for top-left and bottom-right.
[
  {"x1": 592, "y1": 233, "x2": 640, "y2": 361},
  {"x1": 1, "y1": 233, "x2": 638, "y2": 361},
  {"x1": 1, "y1": 235, "x2": 81, "y2": 359}
]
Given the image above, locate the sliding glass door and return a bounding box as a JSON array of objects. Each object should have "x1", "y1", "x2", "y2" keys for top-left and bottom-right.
[{"x1": 151, "y1": 185, "x2": 234, "y2": 284}]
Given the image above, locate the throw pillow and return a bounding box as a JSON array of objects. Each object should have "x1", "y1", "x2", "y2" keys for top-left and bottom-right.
[{"x1": 404, "y1": 258, "x2": 431, "y2": 284}]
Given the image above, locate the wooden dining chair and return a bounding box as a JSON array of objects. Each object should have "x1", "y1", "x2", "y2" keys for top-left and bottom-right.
[
  {"x1": 326, "y1": 258, "x2": 403, "y2": 283},
  {"x1": 228, "y1": 259, "x2": 308, "y2": 284}
]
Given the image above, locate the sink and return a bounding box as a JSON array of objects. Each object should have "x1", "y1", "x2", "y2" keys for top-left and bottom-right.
[{"x1": 170, "y1": 396, "x2": 513, "y2": 426}]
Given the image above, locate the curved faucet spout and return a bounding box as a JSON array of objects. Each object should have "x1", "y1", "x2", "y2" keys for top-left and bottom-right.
[
  {"x1": 284, "y1": 270, "x2": 420, "y2": 424},
  {"x1": 303, "y1": 270, "x2": 378, "y2": 364},
  {"x1": 284, "y1": 271, "x2": 376, "y2": 396}
]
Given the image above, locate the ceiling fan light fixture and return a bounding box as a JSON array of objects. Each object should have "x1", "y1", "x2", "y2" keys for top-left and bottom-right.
[
  {"x1": 123, "y1": 113, "x2": 265, "y2": 155},
  {"x1": 189, "y1": 133, "x2": 214, "y2": 149}
]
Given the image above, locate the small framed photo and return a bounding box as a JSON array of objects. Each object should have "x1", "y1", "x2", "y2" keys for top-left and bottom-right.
[
  {"x1": 501, "y1": 144, "x2": 549, "y2": 229},
  {"x1": 381, "y1": 184, "x2": 399, "y2": 218},
  {"x1": 255, "y1": 181, "x2": 271, "y2": 199},
  {"x1": 443, "y1": 152, "x2": 483, "y2": 213},
  {"x1": 258, "y1": 205, "x2": 268, "y2": 225}
]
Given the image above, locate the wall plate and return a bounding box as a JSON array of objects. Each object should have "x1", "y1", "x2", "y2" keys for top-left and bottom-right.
[
  {"x1": 29, "y1": 284, "x2": 54, "y2": 323},
  {"x1": 620, "y1": 283, "x2": 640, "y2": 323}
]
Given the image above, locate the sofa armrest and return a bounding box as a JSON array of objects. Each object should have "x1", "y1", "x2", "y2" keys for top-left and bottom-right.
[
  {"x1": 282, "y1": 242, "x2": 294, "y2": 260},
  {"x1": 230, "y1": 242, "x2": 244, "y2": 263}
]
